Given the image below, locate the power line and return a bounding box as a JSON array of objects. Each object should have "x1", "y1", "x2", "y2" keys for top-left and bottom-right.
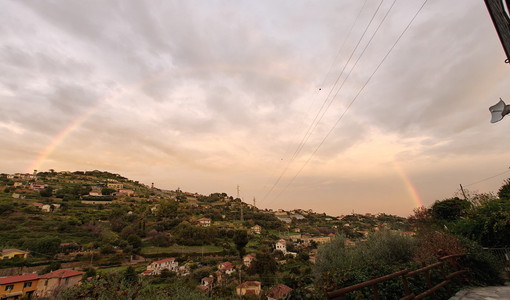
[
  {"x1": 271, "y1": 0, "x2": 429, "y2": 203},
  {"x1": 261, "y1": 0, "x2": 385, "y2": 203},
  {"x1": 464, "y1": 168, "x2": 510, "y2": 187}
]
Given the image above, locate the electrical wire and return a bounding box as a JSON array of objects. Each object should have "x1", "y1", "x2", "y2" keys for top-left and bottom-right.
[
  {"x1": 464, "y1": 168, "x2": 510, "y2": 187},
  {"x1": 261, "y1": 0, "x2": 385, "y2": 203},
  {"x1": 271, "y1": 0, "x2": 429, "y2": 203}
]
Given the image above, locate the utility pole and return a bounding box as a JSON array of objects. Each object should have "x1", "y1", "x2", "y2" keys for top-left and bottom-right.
[
  {"x1": 459, "y1": 184, "x2": 468, "y2": 201},
  {"x1": 253, "y1": 197, "x2": 256, "y2": 209}
]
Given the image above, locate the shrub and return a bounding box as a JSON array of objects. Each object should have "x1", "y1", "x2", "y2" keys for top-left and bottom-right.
[
  {"x1": 413, "y1": 231, "x2": 466, "y2": 264},
  {"x1": 459, "y1": 237, "x2": 505, "y2": 286}
]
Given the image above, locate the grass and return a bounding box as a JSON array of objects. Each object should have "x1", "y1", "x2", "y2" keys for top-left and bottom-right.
[
  {"x1": 98, "y1": 264, "x2": 146, "y2": 274},
  {"x1": 141, "y1": 245, "x2": 223, "y2": 255}
]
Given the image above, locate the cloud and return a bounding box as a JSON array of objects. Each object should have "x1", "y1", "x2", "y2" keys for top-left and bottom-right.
[{"x1": 1, "y1": 0, "x2": 508, "y2": 216}]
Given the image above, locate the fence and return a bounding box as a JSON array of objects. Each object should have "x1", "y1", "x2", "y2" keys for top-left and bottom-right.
[{"x1": 327, "y1": 255, "x2": 469, "y2": 300}]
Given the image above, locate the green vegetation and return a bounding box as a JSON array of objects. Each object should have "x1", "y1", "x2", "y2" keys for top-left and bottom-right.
[{"x1": 5, "y1": 169, "x2": 505, "y2": 299}]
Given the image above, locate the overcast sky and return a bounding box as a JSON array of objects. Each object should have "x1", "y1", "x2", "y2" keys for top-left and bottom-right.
[{"x1": 2, "y1": 0, "x2": 510, "y2": 216}]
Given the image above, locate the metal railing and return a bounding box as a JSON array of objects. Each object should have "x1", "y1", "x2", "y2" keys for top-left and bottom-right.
[{"x1": 327, "y1": 255, "x2": 469, "y2": 300}]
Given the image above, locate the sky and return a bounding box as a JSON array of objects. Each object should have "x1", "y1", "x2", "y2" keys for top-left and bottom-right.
[{"x1": 1, "y1": 0, "x2": 510, "y2": 217}]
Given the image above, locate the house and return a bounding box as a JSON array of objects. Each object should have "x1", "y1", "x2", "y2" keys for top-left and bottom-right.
[
  {"x1": 29, "y1": 183, "x2": 46, "y2": 190},
  {"x1": 143, "y1": 258, "x2": 178, "y2": 276},
  {"x1": 218, "y1": 262, "x2": 235, "y2": 275},
  {"x1": 197, "y1": 218, "x2": 211, "y2": 227},
  {"x1": 118, "y1": 189, "x2": 135, "y2": 196},
  {"x1": 37, "y1": 269, "x2": 84, "y2": 298},
  {"x1": 11, "y1": 193, "x2": 25, "y2": 199},
  {"x1": 196, "y1": 285, "x2": 209, "y2": 294},
  {"x1": 1, "y1": 249, "x2": 29, "y2": 260},
  {"x1": 267, "y1": 284, "x2": 293, "y2": 300},
  {"x1": 177, "y1": 264, "x2": 190, "y2": 277},
  {"x1": 0, "y1": 273, "x2": 38, "y2": 300},
  {"x1": 236, "y1": 281, "x2": 261, "y2": 297},
  {"x1": 275, "y1": 239, "x2": 287, "y2": 255},
  {"x1": 251, "y1": 225, "x2": 261, "y2": 234},
  {"x1": 106, "y1": 183, "x2": 123, "y2": 190},
  {"x1": 243, "y1": 254, "x2": 255, "y2": 268},
  {"x1": 40, "y1": 204, "x2": 60, "y2": 213},
  {"x1": 200, "y1": 276, "x2": 214, "y2": 290}
]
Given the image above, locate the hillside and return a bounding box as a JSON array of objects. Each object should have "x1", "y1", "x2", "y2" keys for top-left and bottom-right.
[{"x1": 0, "y1": 170, "x2": 413, "y2": 298}]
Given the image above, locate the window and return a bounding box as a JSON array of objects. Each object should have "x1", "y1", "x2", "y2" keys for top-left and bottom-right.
[
  {"x1": 5, "y1": 285, "x2": 14, "y2": 291},
  {"x1": 23, "y1": 282, "x2": 32, "y2": 288}
]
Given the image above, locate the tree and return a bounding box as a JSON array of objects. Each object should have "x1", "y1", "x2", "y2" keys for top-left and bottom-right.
[
  {"x1": 497, "y1": 178, "x2": 510, "y2": 200},
  {"x1": 123, "y1": 266, "x2": 138, "y2": 283},
  {"x1": 233, "y1": 230, "x2": 248, "y2": 258},
  {"x1": 157, "y1": 200, "x2": 178, "y2": 218},
  {"x1": 431, "y1": 197, "x2": 470, "y2": 221},
  {"x1": 27, "y1": 237, "x2": 61, "y2": 257},
  {"x1": 101, "y1": 187, "x2": 116, "y2": 196},
  {"x1": 40, "y1": 186, "x2": 53, "y2": 197},
  {"x1": 247, "y1": 252, "x2": 275, "y2": 275}
]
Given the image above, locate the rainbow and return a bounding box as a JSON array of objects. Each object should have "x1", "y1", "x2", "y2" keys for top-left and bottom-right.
[
  {"x1": 26, "y1": 84, "x2": 127, "y2": 173},
  {"x1": 25, "y1": 64, "x2": 301, "y2": 173},
  {"x1": 393, "y1": 161, "x2": 423, "y2": 208}
]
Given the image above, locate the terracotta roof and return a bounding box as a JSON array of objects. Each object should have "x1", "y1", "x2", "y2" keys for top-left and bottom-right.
[
  {"x1": 197, "y1": 218, "x2": 211, "y2": 221},
  {"x1": 197, "y1": 285, "x2": 209, "y2": 292},
  {"x1": 268, "y1": 284, "x2": 293, "y2": 299},
  {"x1": 0, "y1": 273, "x2": 38, "y2": 284},
  {"x1": 219, "y1": 262, "x2": 234, "y2": 271},
  {"x1": 40, "y1": 269, "x2": 84, "y2": 279},
  {"x1": 153, "y1": 257, "x2": 176, "y2": 264},
  {"x1": 237, "y1": 281, "x2": 261, "y2": 288}
]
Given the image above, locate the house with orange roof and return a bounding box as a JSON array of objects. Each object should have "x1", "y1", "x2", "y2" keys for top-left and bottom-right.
[
  {"x1": 143, "y1": 258, "x2": 178, "y2": 276},
  {"x1": 196, "y1": 218, "x2": 211, "y2": 227},
  {"x1": 267, "y1": 284, "x2": 293, "y2": 300},
  {"x1": 0, "y1": 273, "x2": 38, "y2": 300},
  {"x1": 197, "y1": 276, "x2": 214, "y2": 292},
  {"x1": 243, "y1": 254, "x2": 255, "y2": 268},
  {"x1": 1, "y1": 249, "x2": 29, "y2": 260},
  {"x1": 236, "y1": 281, "x2": 261, "y2": 297},
  {"x1": 251, "y1": 225, "x2": 261, "y2": 234},
  {"x1": 37, "y1": 269, "x2": 84, "y2": 298},
  {"x1": 218, "y1": 262, "x2": 235, "y2": 275}
]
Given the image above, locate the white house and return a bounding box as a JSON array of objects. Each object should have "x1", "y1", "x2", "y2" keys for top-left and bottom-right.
[
  {"x1": 143, "y1": 258, "x2": 178, "y2": 276},
  {"x1": 275, "y1": 239, "x2": 287, "y2": 255}
]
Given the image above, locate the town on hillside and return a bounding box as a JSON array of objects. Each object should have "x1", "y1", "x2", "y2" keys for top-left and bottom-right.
[{"x1": 0, "y1": 170, "x2": 508, "y2": 299}]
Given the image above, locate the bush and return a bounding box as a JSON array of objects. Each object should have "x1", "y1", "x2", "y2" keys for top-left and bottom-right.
[{"x1": 459, "y1": 238, "x2": 505, "y2": 286}]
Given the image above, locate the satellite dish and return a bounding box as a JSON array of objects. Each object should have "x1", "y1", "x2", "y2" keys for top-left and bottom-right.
[{"x1": 489, "y1": 98, "x2": 510, "y2": 123}]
